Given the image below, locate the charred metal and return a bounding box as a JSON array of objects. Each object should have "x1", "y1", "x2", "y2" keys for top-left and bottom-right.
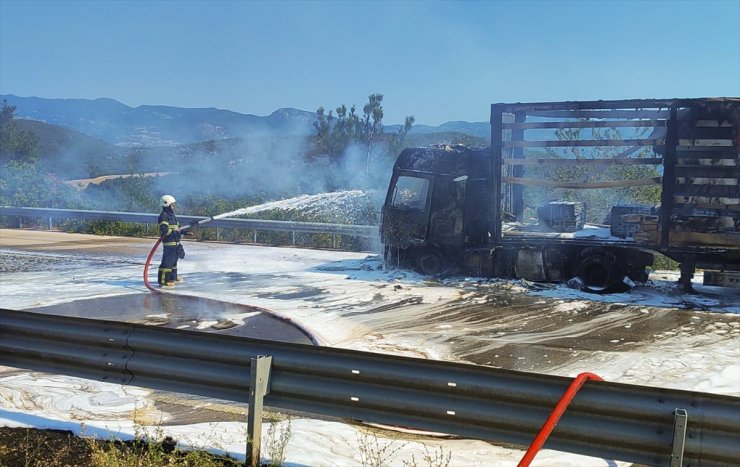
[{"x1": 380, "y1": 98, "x2": 740, "y2": 293}]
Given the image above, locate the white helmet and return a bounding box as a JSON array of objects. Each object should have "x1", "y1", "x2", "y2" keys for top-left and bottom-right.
[{"x1": 160, "y1": 195, "x2": 176, "y2": 207}]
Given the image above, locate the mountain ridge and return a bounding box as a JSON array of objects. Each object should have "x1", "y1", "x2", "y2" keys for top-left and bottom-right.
[{"x1": 2, "y1": 94, "x2": 490, "y2": 146}]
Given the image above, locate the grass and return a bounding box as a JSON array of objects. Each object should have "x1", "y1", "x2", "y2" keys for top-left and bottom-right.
[
  {"x1": 262, "y1": 412, "x2": 293, "y2": 467},
  {"x1": 353, "y1": 430, "x2": 454, "y2": 467},
  {"x1": 354, "y1": 429, "x2": 405, "y2": 467},
  {"x1": 402, "y1": 445, "x2": 452, "y2": 467},
  {"x1": 1, "y1": 415, "x2": 455, "y2": 467},
  {"x1": 0, "y1": 427, "x2": 82, "y2": 467},
  {"x1": 0, "y1": 427, "x2": 240, "y2": 467},
  {"x1": 0, "y1": 411, "x2": 295, "y2": 467}
]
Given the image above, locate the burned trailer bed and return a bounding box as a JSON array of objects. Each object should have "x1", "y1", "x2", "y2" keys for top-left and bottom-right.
[{"x1": 488, "y1": 98, "x2": 740, "y2": 290}]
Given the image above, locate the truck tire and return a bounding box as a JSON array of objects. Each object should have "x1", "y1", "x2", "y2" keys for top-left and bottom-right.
[
  {"x1": 576, "y1": 248, "x2": 628, "y2": 293},
  {"x1": 418, "y1": 251, "x2": 443, "y2": 276}
]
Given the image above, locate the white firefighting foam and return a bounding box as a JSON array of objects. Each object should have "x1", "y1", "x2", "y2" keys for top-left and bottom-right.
[{"x1": 213, "y1": 189, "x2": 379, "y2": 219}]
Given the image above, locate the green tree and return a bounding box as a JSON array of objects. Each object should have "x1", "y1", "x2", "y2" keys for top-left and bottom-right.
[
  {"x1": 360, "y1": 93, "x2": 384, "y2": 150},
  {"x1": 0, "y1": 99, "x2": 39, "y2": 163},
  {"x1": 314, "y1": 107, "x2": 330, "y2": 151},
  {"x1": 388, "y1": 114, "x2": 416, "y2": 158},
  {"x1": 0, "y1": 160, "x2": 80, "y2": 208},
  {"x1": 0, "y1": 101, "x2": 76, "y2": 210},
  {"x1": 314, "y1": 94, "x2": 414, "y2": 168},
  {"x1": 535, "y1": 125, "x2": 662, "y2": 222}
]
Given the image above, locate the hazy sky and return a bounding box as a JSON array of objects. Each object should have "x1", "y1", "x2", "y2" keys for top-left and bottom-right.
[{"x1": 1, "y1": 0, "x2": 738, "y2": 126}]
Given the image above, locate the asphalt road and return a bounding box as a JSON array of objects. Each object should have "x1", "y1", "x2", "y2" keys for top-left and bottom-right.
[{"x1": 0, "y1": 228, "x2": 317, "y2": 344}]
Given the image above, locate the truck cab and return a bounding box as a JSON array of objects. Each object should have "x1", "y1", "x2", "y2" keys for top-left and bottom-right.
[{"x1": 381, "y1": 145, "x2": 490, "y2": 274}]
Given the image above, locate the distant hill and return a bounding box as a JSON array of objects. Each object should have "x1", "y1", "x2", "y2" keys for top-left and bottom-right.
[
  {"x1": 2, "y1": 94, "x2": 490, "y2": 147},
  {"x1": 4, "y1": 94, "x2": 491, "y2": 184},
  {"x1": 15, "y1": 119, "x2": 127, "y2": 179},
  {"x1": 405, "y1": 131, "x2": 489, "y2": 148},
  {"x1": 393, "y1": 121, "x2": 491, "y2": 139},
  {"x1": 2, "y1": 94, "x2": 316, "y2": 147},
  {"x1": 16, "y1": 119, "x2": 122, "y2": 159}
]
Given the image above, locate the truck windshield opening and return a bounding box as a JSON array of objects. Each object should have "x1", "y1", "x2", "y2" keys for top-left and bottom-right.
[{"x1": 391, "y1": 176, "x2": 429, "y2": 210}]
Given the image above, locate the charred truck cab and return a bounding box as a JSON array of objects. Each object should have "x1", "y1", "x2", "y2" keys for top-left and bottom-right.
[
  {"x1": 381, "y1": 146, "x2": 492, "y2": 275},
  {"x1": 381, "y1": 98, "x2": 740, "y2": 293}
]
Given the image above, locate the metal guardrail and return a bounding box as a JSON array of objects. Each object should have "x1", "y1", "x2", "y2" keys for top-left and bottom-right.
[
  {"x1": 1, "y1": 308, "x2": 739, "y2": 466},
  {"x1": 0, "y1": 206, "x2": 379, "y2": 239}
]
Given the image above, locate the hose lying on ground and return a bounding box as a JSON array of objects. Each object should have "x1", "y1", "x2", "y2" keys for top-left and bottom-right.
[
  {"x1": 143, "y1": 236, "x2": 164, "y2": 292},
  {"x1": 143, "y1": 219, "x2": 203, "y2": 292}
]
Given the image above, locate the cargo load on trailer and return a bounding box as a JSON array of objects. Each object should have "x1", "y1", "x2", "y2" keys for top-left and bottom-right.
[{"x1": 381, "y1": 98, "x2": 740, "y2": 293}]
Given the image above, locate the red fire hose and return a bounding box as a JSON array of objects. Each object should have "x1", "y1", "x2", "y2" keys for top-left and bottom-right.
[
  {"x1": 143, "y1": 220, "x2": 203, "y2": 292},
  {"x1": 143, "y1": 236, "x2": 164, "y2": 292},
  {"x1": 518, "y1": 372, "x2": 604, "y2": 467}
]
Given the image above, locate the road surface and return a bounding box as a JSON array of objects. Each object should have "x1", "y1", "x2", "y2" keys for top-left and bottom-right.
[{"x1": 1, "y1": 228, "x2": 738, "y2": 466}]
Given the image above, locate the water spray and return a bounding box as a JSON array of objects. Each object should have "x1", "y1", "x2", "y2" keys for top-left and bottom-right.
[{"x1": 143, "y1": 192, "x2": 369, "y2": 291}]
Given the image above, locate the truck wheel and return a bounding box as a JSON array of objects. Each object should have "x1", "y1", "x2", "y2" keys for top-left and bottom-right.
[
  {"x1": 576, "y1": 248, "x2": 627, "y2": 293},
  {"x1": 418, "y1": 251, "x2": 443, "y2": 276}
]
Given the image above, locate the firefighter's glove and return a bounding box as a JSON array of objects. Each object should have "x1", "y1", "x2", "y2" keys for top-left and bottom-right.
[{"x1": 182, "y1": 230, "x2": 193, "y2": 237}]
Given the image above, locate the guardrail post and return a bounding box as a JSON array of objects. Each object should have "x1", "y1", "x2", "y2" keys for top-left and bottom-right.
[
  {"x1": 48, "y1": 217, "x2": 53, "y2": 230},
  {"x1": 671, "y1": 408, "x2": 688, "y2": 467},
  {"x1": 246, "y1": 355, "x2": 272, "y2": 467}
]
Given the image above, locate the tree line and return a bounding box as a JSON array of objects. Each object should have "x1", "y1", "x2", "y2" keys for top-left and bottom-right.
[{"x1": 313, "y1": 93, "x2": 415, "y2": 169}]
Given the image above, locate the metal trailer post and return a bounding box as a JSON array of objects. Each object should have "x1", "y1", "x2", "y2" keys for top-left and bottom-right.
[
  {"x1": 511, "y1": 111, "x2": 526, "y2": 222},
  {"x1": 490, "y1": 104, "x2": 504, "y2": 243},
  {"x1": 660, "y1": 104, "x2": 679, "y2": 253}
]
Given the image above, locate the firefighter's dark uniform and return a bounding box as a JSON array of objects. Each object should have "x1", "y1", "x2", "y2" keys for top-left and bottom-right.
[{"x1": 158, "y1": 206, "x2": 181, "y2": 286}]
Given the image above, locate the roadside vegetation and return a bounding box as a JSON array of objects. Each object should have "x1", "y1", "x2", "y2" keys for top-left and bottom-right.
[
  {"x1": 0, "y1": 411, "x2": 293, "y2": 467},
  {"x1": 1, "y1": 416, "x2": 454, "y2": 467},
  {"x1": 0, "y1": 426, "x2": 240, "y2": 467},
  {"x1": 0, "y1": 97, "x2": 404, "y2": 251}
]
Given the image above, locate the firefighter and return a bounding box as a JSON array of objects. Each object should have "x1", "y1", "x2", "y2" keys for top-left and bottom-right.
[{"x1": 158, "y1": 195, "x2": 187, "y2": 287}]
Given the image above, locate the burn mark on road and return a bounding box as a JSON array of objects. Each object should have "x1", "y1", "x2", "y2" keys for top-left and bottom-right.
[
  {"x1": 255, "y1": 286, "x2": 325, "y2": 300},
  {"x1": 26, "y1": 293, "x2": 315, "y2": 345}
]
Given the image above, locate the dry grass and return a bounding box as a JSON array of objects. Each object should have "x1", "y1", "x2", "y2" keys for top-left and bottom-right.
[{"x1": 0, "y1": 427, "x2": 240, "y2": 467}]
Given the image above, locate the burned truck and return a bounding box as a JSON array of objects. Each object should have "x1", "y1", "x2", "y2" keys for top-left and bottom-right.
[{"x1": 380, "y1": 98, "x2": 740, "y2": 292}]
